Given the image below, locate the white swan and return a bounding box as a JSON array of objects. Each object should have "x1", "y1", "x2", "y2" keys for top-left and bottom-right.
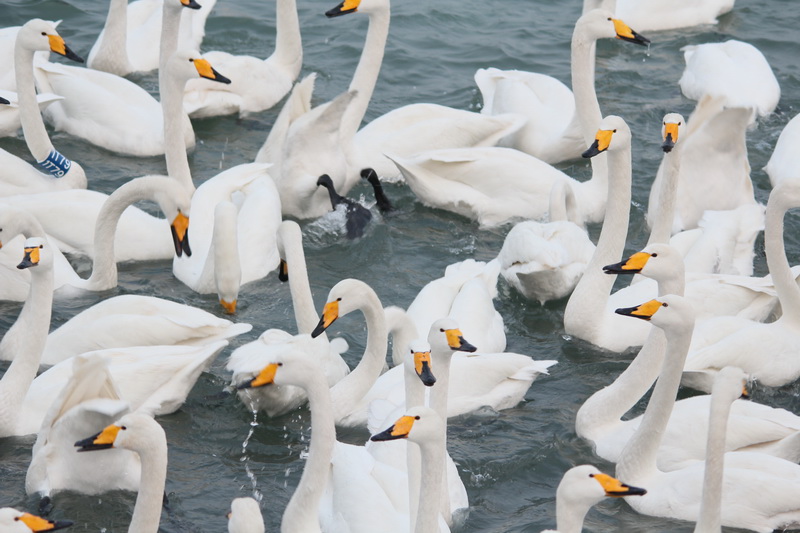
[
  {"x1": 498, "y1": 180, "x2": 595, "y2": 303},
  {"x1": 182, "y1": 0, "x2": 302, "y2": 118},
  {"x1": 227, "y1": 497, "x2": 265, "y2": 533},
  {"x1": 614, "y1": 295, "x2": 800, "y2": 531},
  {"x1": 539, "y1": 465, "x2": 646, "y2": 533},
  {"x1": 475, "y1": 10, "x2": 650, "y2": 164},
  {"x1": 1, "y1": 20, "x2": 86, "y2": 197},
  {"x1": 75, "y1": 413, "x2": 168, "y2": 532},
  {"x1": 583, "y1": 0, "x2": 736, "y2": 32},
  {"x1": 88, "y1": 0, "x2": 215, "y2": 76},
  {"x1": 764, "y1": 111, "x2": 800, "y2": 187},
  {"x1": 681, "y1": 178, "x2": 800, "y2": 391},
  {"x1": 679, "y1": 40, "x2": 780, "y2": 123},
  {"x1": 0, "y1": 508, "x2": 73, "y2": 532}
]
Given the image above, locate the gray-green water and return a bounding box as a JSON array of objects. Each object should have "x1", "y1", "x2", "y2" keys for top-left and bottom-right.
[{"x1": 1, "y1": 0, "x2": 800, "y2": 531}]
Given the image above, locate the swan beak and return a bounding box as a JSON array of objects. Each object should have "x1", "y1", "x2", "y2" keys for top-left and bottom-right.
[
  {"x1": 0, "y1": 95, "x2": 9, "y2": 105},
  {"x1": 603, "y1": 251, "x2": 651, "y2": 274},
  {"x1": 612, "y1": 19, "x2": 650, "y2": 46},
  {"x1": 615, "y1": 299, "x2": 665, "y2": 321},
  {"x1": 220, "y1": 298, "x2": 237, "y2": 314},
  {"x1": 17, "y1": 513, "x2": 74, "y2": 532},
  {"x1": 237, "y1": 362, "x2": 281, "y2": 389},
  {"x1": 326, "y1": 0, "x2": 360, "y2": 17},
  {"x1": 444, "y1": 328, "x2": 477, "y2": 353},
  {"x1": 75, "y1": 423, "x2": 122, "y2": 452},
  {"x1": 192, "y1": 58, "x2": 231, "y2": 84},
  {"x1": 582, "y1": 129, "x2": 613, "y2": 158},
  {"x1": 17, "y1": 245, "x2": 41, "y2": 270},
  {"x1": 741, "y1": 380, "x2": 750, "y2": 399},
  {"x1": 171, "y1": 212, "x2": 192, "y2": 257},
  {"x1": 414, "y1": 350, "x2": 437, "y2": 387},
  {"x1": 311, "y1": 300, "x2": 340, "y2": 338},
  {"x1": 662, "y1": 122, "x2": 680, "y2": 153},
  {"x1": 591, "y1": 472, "x2": 647, "y2": 497},
  {"x1": 370, "y1": 414, "x2": 418, "y2": 442},
  {"x1": 278, "y1": 259, "x2": 289, "y2": 282},
  {"x1": 181, "y1": 0, "x2": 203, "y2": 9},
  {"x1": 47, "y1": 34, "x2": 84, "y2": 63}
]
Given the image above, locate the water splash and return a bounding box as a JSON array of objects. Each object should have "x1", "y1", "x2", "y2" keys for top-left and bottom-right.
[{"x1": 240, "y1": 408, "x2": 263, "y2": 502}]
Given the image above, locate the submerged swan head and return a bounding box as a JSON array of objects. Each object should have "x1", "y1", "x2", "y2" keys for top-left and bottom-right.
[
  {"x1": 0, "y1": 508, "x2": 73, "y2": 532},
  {"x1": 603, "y1": 243, "x2": 684, "y2": 281},
  {"x1": 615, "y1": 294, "x2": 694, "y2": 332},
  {"x1": 19, "y1": 19, "x2": 84, "y2": 63},
  {"x1": 661, "y1": 113, "x2": 685, "y2": 153},
  {"x1": 582, "y1": 115, "x2": 631, "y2": 158},
  {"x1": 576, "y1": 9, "x2": 650, "y2": 47}
]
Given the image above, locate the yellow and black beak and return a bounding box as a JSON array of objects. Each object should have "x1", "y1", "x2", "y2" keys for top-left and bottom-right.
[
  {"x1": 326, "y1": 0, "x2": 360, "y2": 17},
  {"x1": 603, "y1": 251, "x2": 652, "y2": 275},
  {"x1": 47, "y1": 34, "x2": 84, "y2": 63},
  {"x1": 615, "y1": 299, "x2": 665, "y2": 321},
  {"x1": 171, "y1": 211, "x2": 192, "y2": 257},
  {"x1": 75, "y1": 423, "x2": 122, "y2": 452},
  {"x1": 236, "y1": 362, "x2": 281, "y2": 390},
  {"x1": 278, "y1": 259, "x2": 289, "y2": 282},
  {"x1": 311, "y1": 299, "x2": 340, "y2": 337},
  {"x1": 591, "y1": 472, "x2": 647, "y2": 497},
  {"x1": 370, "y1": 414, "x2": 418, "y2": 442},
  {"x1": 582, "y1": 129, "x2": 614, "y2": 158},
  {"x1": 15, "y1": 513, "x2": 74, "y2": 532},
  {"x1": 192, "y1": 58, "x2": 231, "y2": 84},
  {"x1": 413, "y1": 349, "x2": 436, "y2": 387},
  {"x1": 443, "y1": 328, "x2": 477, "y2": 353},
  {"x1": 612, "y1": 18, "x2": 650, "y2": 46},
  {"x1": 180, "y1": 0, "x2": 203, "y2": 9},
  {"x1": 662, "y1": 121, "x2": 680, "y2": 153},
  {"x1": 17, "y1": 245, "x2": 41, "y2": 270}
]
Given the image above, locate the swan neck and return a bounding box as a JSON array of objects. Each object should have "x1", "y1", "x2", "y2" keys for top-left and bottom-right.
[
  {"x1": 571, "y1": 30, "x2": 600, "y2": 145},
  {"x1": 414, "y1": 437, "x2": 445, "y2": 533},
  {"x1": 554, "y1": 493, "x2": 592, "y2": 533},
  {"x1": 429, "y1": 351, "x2": 452, "y2": 420},
  {"x1": 159, "y1": 3, "x2": 183, "y2": 74},
  {"x1": 694, "y1": 385, "x2": 730, "y2": 533},
  {"x1": 14, "y1": 39, "x2": 55, "y2": 161},
  {"x1": 94, "y1": 0, "x2": 130, "y2": 72},
  {"x1": 128, "y1": 437, "x2": 169, "y2": 533},
  {"x1": 340, "y1": 8, "x2": 390, "y2": 144},
  {"x1": 765, "y1": 196, "x2": 800, "y2": 323},
  {"x1": 281, "y1": 230, "x2": 320, "y2": 335},
  {"x1": 647, "y1": 150, "x2": 681, "y2": 246},
  {"x1": 160, "y1": 66, "x2": 195, "y2": 193},
  {"x1": 274, "y1": 0, "x2": 302, "y2": 68}
]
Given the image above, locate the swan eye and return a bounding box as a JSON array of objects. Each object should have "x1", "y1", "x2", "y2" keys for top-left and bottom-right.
[
  {"x1": 41, "y1": 32, "x2": 46, "y2": 36},
  {"x1": 337, "y1": 297, "x2": 342, "y2": 302},
  {"x1": 414, "y1": 416, "x2": 420, "y2": 420},
  {"x1": 613, "y1": 129, "x2": 617, "y2": 133},
  {"x1": 277, "y1": 362, "x2": 283, "y2": 367},
  {"x1": 120, "y1": 426, "x2": 127, "y2": 430},
  {"x1": 679, "y1": 122, "x2": 682, "y2": 126},
  {"x1": 607, "y1": 17, "x2": 612, "y2": 21},
  {"x1": 439, "y1": 328, "x2": 445, "y2": 332},
  {"x1": 589, "y1": 473, "x2": 595, "y2": 478},
  {"x1": 651, "y1": 253, "x2": 657, "y2": 257},
  {"x1": 39, "y1": 245, "x2": 43, "y2": 249},
  {"x1": 662, "y1": 302, "x2": 669, "y2": 308}
]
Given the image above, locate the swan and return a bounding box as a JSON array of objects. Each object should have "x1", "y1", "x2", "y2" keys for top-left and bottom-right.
[
  {"x1": 32, "y1": 14, "x2": 196, "y2": 157},
  {"x1": 582, "y1": 0, "x2": 736, "y2": 32},
  {"x1": 228, "y1": 497, "x2": 265, "y2": 533},
  {"x1": 764, "y1": 111, "x2": 800, "y2": 187},
  {"x1": 1, "y1": 20, "x2": 87, "y2": 197},
  {"x1": 614, "y1": 295, "x2": 800, "y2": 531},
  {"x1": 0, "y1": 508, "x2": 73, "y2": 532},
  {"x1": 182, "y1": 0, "x2": 302, "y2": 118},
  {"x1": 0, "y1": 89, "x2": 62, "y2": 138},
  {"x1": 539, "y1": 465, "x2": 646, "y2": 533},
  {"x1": 475, "y1": 9, "x2": 650, "y2": 164},
  {"x1": 680, "y1": 178, "x2": 800, "y2": 391},
  {"x1": 88, "y1": 0, "x2": 215, "y2": 76},
  {"x1": 316, "y1": 173, "x2": 373, "y2": 239},
  {"x1": 75, "y1": 413, "x2": 168, "y2": 532},
  {"x1": 679, "y1": 40, "x2": 780, "y2": 123},
  {"x1": 497, "y1": 180, "x2": 595, "y2": 303}
]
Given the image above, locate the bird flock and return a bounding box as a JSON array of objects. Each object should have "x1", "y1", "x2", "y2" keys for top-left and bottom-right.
[{"x1": 1, "y1": 0, "x2": 800, "y2": 531}]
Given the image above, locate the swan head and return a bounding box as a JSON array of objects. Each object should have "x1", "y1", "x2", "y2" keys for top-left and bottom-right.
[
  {"x1": 227, "y1": 497, "x2": 265, "y2": 533},
  {"x1": 75, "y1": 413, "x2": 166, "y2": 456},
  {"x1": 661, "y1": 113, "x2": 685, "y2": 153},
  {"x1": 176, "y1": 0, "x2": 203, "y2": 10},
  {"x1": 17, "y1": 237, "x2": 51, "y2": 271},
  {"x1": 602, "y1": 243, "x2": 684, "y2": 282},
  {"x1": 615, "y1": 294, "x2": 695, "y2": 332},
  {"x1": 234, "y1": 340, "x2": 323, "y2": 390},
  {"x1": 370, "y1": 405, "x2": 444, "y2": 444},
  {"x1": 713, "y1": 366, "x2": 750, "y2": 402},
  {"x1": 556, "y1": 465, "x2": 646, "y2": 512},
  {"x1": 311, "y1": 279, "x2": 380, "y2": 337},
  {"x1": 427, "y1": 318, "x2": 478, "y2": 356},
  {"x1": 576, "y1": 10, "x2": 650, "y2": 47},
  {"x1": 326, "y1": 0, "x2": 388, "y2": 18},
  {"x1": 406, "y1": 339, "x2": 437, "y2": 387},
  {"x1": 582, "y1": 115, "x2": 631, "y2": 158},
  {"x1": 0, "y1": 508, "x2": 73, "y2": 532},
  {"x1": 166, "y1": 49, "x2": 232, "y2": 87},
  {"x1": 19, "y1": 19, "x2": 84, "y2": 63}
]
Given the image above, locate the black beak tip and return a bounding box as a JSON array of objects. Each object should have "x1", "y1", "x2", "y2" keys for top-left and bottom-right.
[
  {"x1": 236, "y1": 380, "x2": 254, "y2": 390},
  {"x1": 185, "y1": 0, "x2": 203, "y2": 9},
  {"x1": 212, "y1": 69, "x2": 232, "y2": 85}
]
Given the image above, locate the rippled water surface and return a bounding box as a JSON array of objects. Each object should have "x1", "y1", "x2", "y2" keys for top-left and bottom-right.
[{"x1": 1, "y1": 0, "x2": 799, "y2": 531}]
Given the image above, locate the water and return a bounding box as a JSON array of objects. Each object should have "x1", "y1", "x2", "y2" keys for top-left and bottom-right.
[{"x1": 1, "y1": 0, "x2": 799, "y2": 531}]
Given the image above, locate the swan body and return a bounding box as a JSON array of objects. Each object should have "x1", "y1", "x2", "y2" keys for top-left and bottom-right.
[
  {"x1": 614, "y1": 295, "x2": 800, "y2": 532},
  {"x1": 679, "y1": 40, "x2": 780, "y2": 122},
  {"x1": 228, "y1": 497, "x2": 265, "y2": 533},
  {"x1": 0, "y1": 508, "x2": 72, "y2": 532},
  {"x1": 583, "y1": 0, "x2": 735, "y2": 32},
  {"x1": 88, "y1": 0, "x2": 216, "y2": 76},
  {"x1": 183, "y1": 0, "x2": 302, "y2": 118},
  {"x1": 765, "y1": 112, "x2": 800, "y2": 187},
  {"x1": 475, "y1": 10, "x2": 650, "y2": 164}
]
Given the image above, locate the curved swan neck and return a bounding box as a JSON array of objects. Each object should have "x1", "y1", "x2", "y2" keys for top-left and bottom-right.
[
  {"x1": 340, "y1": 7, "x2": 390, "y2": 145},
  {"x1": 160, "y1": 61, "x2": 195, "y2": 193},
  {"x1": 93, "y1": 0, "x2": 131, "y2": 74},
  {"x1": 693, "y1": 383, "x2": 731, "y2": 533},
  {"x1": 14, "y1": 34, "x2": 55, "y2": 161},
  {"x1": 765, "y1": 194, "x2": 800, "y2": 323},
  {"x1": 282, "y1": 370, "x2": 333, "y2": 533},
  {"x1": 273, "y1": 0, "x2": 302, "y2": 69},
  {"x1": 129, "y1": 434, "x2": 169, "y2": 533},
  {"x1": 616, "y1": 319, "x2": 694, "y2": 482},
  {"x1": 647, "y1": 149, "x2": 682, "y2": 246}
]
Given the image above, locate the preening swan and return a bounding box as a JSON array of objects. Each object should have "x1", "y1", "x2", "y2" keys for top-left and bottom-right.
[
  {"x1": 0, "y1": 508, "x2": 73, "y2": 532},
  {"x1": 475, "y1": 10, "x2": 650, "y2": 164},
  {"x1": 582, "y1": 0, "x2": 736, "y2": 32},
  {"x1": 75, "y1": 413, "x2": 168, "y2": 533},
  {"x1": 183, "y1": 0, "x2": 302, "y2": 118},
  {"x1": 227, "y1": 497, "x2": 265, "y2": 533},
  {"x1": 539, "y1": 465, "x2": 646, "y2": 533}
]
